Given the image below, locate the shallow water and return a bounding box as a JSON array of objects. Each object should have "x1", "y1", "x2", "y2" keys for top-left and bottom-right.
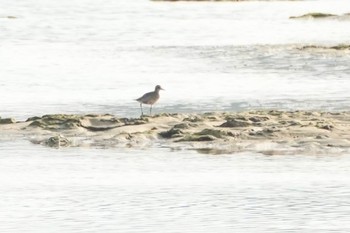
[
  {"x1": 1, "y1": 0, "x2": 350, "y2": 232},
  {"x1": 1, "y1": 0, "x2": 350, "y2": 119},
  {"x1": 1, "y1": 141, "x2": 350, "y2": 232}
]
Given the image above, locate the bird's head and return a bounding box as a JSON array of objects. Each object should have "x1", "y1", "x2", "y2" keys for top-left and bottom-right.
[{"x1": 155, "y1": 85, "x2": 164, "y2": 91}]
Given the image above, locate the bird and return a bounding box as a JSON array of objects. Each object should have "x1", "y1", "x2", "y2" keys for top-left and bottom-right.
[{"x1": 136, "y1": 85, "x2": 164, "y2": 116}]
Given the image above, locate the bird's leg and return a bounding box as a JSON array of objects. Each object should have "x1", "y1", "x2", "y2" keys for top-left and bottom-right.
[
  {"x1": 140, "y1": 103, "x2": 144, "y2": 117},
  {"x1": 150, "y1": 105, "x2": 152, "y2": 116}
]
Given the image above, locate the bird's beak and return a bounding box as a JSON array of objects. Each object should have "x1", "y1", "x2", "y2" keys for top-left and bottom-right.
[{"x1": 161, "y1": 87, "x2": 165, "y2": 90}]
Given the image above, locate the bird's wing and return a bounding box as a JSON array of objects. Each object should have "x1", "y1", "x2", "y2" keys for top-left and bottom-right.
[{"x1": 136, "y1": 92, "x2": 152, "y2": 102}]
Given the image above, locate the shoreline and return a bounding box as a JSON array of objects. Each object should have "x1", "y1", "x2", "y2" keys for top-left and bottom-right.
[{"x1": 1, "y1": 110, "x2": 350, "y2": 155}]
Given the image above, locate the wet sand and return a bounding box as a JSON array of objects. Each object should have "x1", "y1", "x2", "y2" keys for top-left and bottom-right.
[{"x1": 1, "y1": 110, "x2": 350, "y2": 154}]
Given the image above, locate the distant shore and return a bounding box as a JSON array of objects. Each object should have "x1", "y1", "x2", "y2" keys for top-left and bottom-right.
[
  {"x1": 151, "y1": 0, "x2": 303, "y2": 2},
  {"x1": 152, "y1": 0, "x2": 301, "y2": 2},
  {"x1": 1, "y1": 110, "x2": 350, "y2": 155}
]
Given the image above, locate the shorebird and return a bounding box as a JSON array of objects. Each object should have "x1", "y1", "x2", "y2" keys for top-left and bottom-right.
[{"x1": 136, "y1": 85, "x2": 164, "y2": 116}]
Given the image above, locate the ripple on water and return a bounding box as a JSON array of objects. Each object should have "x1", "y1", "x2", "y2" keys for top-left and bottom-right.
[{"x1": 1, "y1": 142, "x2": 350, "y2": 232}]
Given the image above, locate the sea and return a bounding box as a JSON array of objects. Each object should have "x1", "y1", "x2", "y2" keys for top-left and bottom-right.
[{"x1": 0, "y1": 0, "x2": 350, "y2": 232}]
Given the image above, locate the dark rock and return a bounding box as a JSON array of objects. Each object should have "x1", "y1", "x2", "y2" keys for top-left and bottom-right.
[
  {"x1": 120, "y1": 118, "x2": 148, "y2": 125},
  {"x1": 159, "y1": 128, "x2": 184, "y2": 139},
  {"x1": 173, "y1": 123, "x2": 190, "y2": 129},
  {"x1": 298, "y1": 44, "x2": 350, "y2": 51},
  {"x1": 177, "y1": 134, "x2": 216, "y2": 142},
  {"x1": 206, "y1": 116, "x2": 219, "y2": 121},
  {"x1": 249, "y1": 116, "x2": 270, "y2": 122},
  {"x1": 99, "y1": 118, "x2": 120, "y2": 123},
  {"x1": 28, "y1": 114, "x2": 82, "y2": 130},
  {"x1": 44, "y1": 135, "x2": 70, "y2": 147},
  {"x1": 279, "y1": 120, "x2": 301, "y2": 126},
  {"x1": 153, "y1": 113, "x2": 172, "y2": 117},
  {"x1": 26, "y1": 116, "x2": 41, "y2": 122},
  {"x1": 84, "y1": 114, "x2": 115, "y2": 118},
  {"x1": 330, "y1": 45, "x2": 350, "y2": 50},
  {"x1": 0, "y1": 118, "x2": 16, "y2": 124},
  {"x1": 249, "y1": 127, "x2": 280, "y2": 137},
  {"x1": 183, "y1": 116, "x2": 203, "y2": 123},
  {"x1": 318, "y1": 124, "x2": 334, "y2": 130},
  {"x1": 219, "y1": 119, "x2": 250, "y2": 128},
  {"x1": 152, "y1": 0, "x2": 247, "y2": 1},
  {"x1": 268, "y1": 110, "x2": 284, "y2": 116},
  {"x1": 195, "y1": 128, "x2": 230, "y2": 138},
  {"x1": 203, "y1": 113, "x2": 219, "y2": 121},
  {"x1": 84, "y1": 114, "x2": 100, "y2": 117},
  {"x1": 195, "y1": 148, "x2": 230, "y2": 155},
  {"x1": 290, "y1": 13, "x2": 337, "y2": 19},
  {"x1": 316, "y1": 135, "x2": 329, "y2": 139},
  {"x1": 81, "y1": 125, "x2": 119, "y2": 131}
]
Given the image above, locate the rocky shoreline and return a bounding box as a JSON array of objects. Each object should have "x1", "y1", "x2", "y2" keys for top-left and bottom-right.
[
  {"x1": 1, "y1": 110, "x2": 350, "y2": 154},
  {"x1": 297, "y1": 44, "x2": 350, "y2": 52},
  {"x1": 290, "y1": 12, "x2": 350, "y2": 20}
]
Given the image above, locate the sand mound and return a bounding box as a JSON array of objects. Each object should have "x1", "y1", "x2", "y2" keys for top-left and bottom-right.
[{"x1": 2, "y1": 110, "x2": 350, "y2": 154}]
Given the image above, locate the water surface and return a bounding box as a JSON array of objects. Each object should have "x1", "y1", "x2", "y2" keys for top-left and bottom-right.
[
  {"x1": 0, "y1": 0, "x2": 349, "y2": 119},
  {"x1": 1, "y1": 141, "x2": 350, "y2": 232},
  {"x1": 1, "y1": 0, "x2": 350, "y2": 232}
]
